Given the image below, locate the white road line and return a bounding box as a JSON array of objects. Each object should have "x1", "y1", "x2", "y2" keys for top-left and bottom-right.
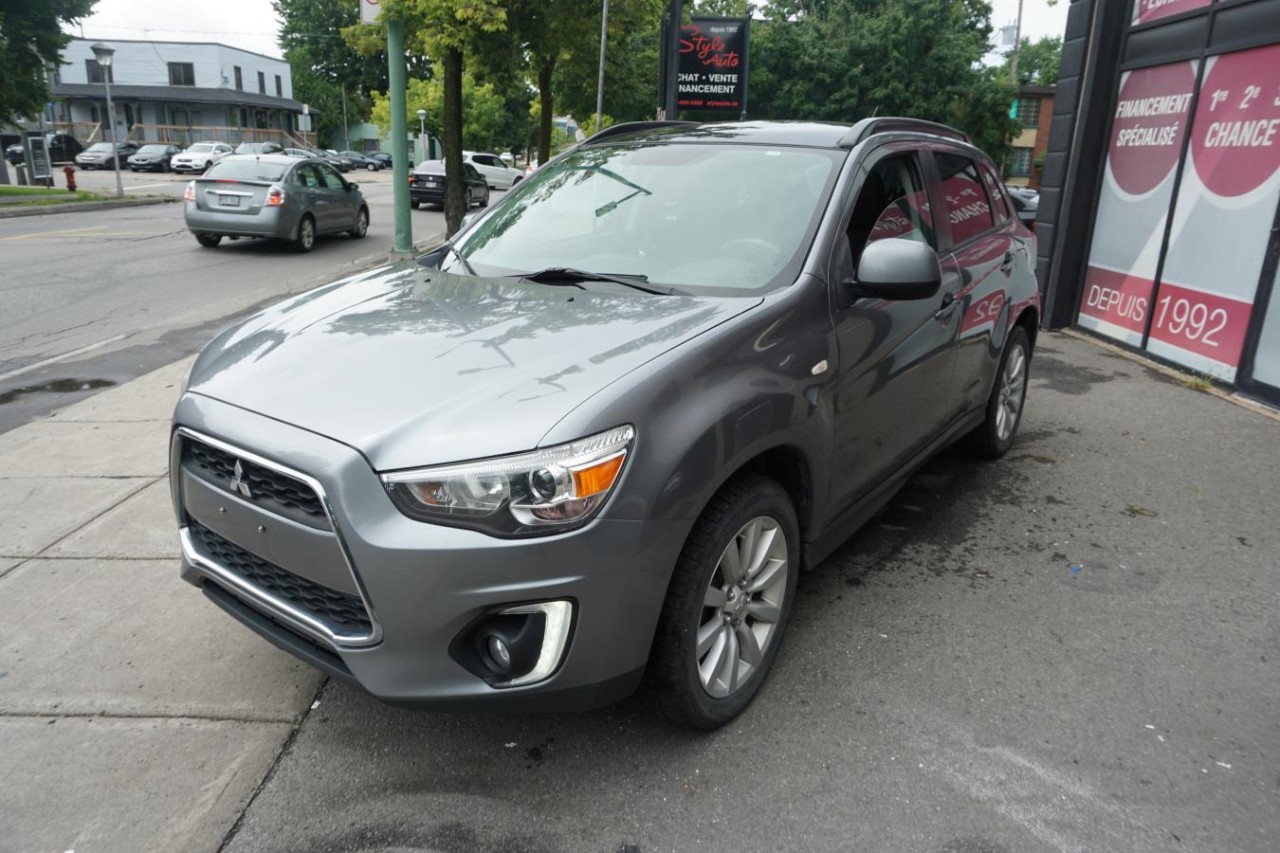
[
  {"x1": 0, "y1": 333, "x2": 130, "y2": 382},
  {"x1": 126, "y1": 183, "x2": 177, "y2": 192}
]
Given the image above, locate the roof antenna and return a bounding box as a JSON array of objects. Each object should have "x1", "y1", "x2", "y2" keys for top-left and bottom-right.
[{"x1": 870, "y1": 106, "x2": 880, "y2": 117}]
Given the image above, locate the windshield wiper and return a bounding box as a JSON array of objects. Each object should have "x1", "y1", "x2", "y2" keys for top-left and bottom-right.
[
  {"x1": 512, "y1": 267, "x2": 677, "y2": 295},
  {"x1": 444, "y1": 243, "x2": 478, "y2": 276}
]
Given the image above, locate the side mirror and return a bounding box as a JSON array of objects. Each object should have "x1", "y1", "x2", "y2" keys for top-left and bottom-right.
[
  {"x1": 851, "y1": 238, "x2": 942, "y2": 301},
  {"x1": 461, "y1": 211, "x2": 478, "y2": 228},
  {"x1": 346, "y1": 182, "x2": 358, "y2": 191}
]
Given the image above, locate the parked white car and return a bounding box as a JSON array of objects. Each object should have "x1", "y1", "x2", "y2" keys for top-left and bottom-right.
[
  {"x1": 172, "y1": 142, "x2": 233, "y2": 173},
  {"x1": 463, "y1": 151, "x2": 523, "y2": 189}
]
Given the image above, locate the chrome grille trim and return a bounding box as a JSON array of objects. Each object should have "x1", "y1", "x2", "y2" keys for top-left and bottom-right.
[{"x1": 172, "y1": 426, "x2": 383, "y2": 649}]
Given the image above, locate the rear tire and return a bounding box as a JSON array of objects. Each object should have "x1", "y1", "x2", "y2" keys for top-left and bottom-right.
[
  {"x1": 646, "y1": 472, "x2": 799, "y2": 730},
  {"x1": 366, "y1": 162, "x2": 377, "y2": 171},
  {"x1": 349, "y1": 207, "x2": 369, "y2": 239},
  {"x1": 964, "y1": 325, "x2": 1031, "y2": 459},
  {"x1": 293, "y1": 215, "x2": 316, "y2": 253},
  {"x1": 410, "y1": 201, "x2": 420, "y2": 210},
  {"x1": 194, "y1": 232, "x2": 222, "y2": 248}
]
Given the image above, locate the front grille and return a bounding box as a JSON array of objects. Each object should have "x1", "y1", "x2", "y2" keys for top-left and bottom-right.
[
  {"x1": 189, "y1": 521, "x2": 371, "y2": 637},
  {"x1": 182, "y1": 438, "x2": 328, "y2": 529}
]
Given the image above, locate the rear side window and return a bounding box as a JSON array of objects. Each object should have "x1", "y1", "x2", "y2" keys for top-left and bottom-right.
[
  {"x1": 935, "y1": 152, "x2": 995, "y2": 244},
  {"x1": 316, "y1": 164, "x2": 346, "y2": 190},
  {"x1": 978, "y1": 163, "x2": 1011, "y2": 225}
]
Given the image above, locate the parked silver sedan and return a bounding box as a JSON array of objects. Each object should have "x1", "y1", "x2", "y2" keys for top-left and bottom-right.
[{"x1": 183, "y1": 154, "x2": 369, "y2": 252}]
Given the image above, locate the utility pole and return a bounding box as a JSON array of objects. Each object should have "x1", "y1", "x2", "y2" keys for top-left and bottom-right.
[
  {"x1": 663, "y1": 0, "x2": 684, "y2": 120},
  {"x1": 595, "y1": 0, "x2": 610, "y2": 134},
  {"x1": 1009, "y1": 0, "x2": 1025, "y2": 85},
  {"x1": 387, "y1": 18, "x2": 412, "y2": 253},
  {"x1": 341, "y1": 83, "x2": 350, "y2": 151}
]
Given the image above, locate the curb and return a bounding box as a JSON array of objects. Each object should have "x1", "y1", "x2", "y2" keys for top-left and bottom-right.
[
  {"x1": 1058, "y1": 327, "x2": 1280, "y2": 423},
  {"x1": 0, "y1": 195, "x2": 175, "y2": 219}
]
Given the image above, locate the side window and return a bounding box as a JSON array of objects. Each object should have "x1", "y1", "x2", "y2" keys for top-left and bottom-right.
[
  {"x1": 936, "y1": 152, "x2": 995, "y2": 244},
  {"x1": 294, "y1": 164, "x2": 320, "y2": 189},
  {"x1": 978, "y1": 163, "x2": 1011, "y2": 225},
  {"x1": 317, "y1": 164, "x2": 345, "y2": 190},
  {"x1": 839, "y1": 153, "x2": 935, "y2": 279},
  {"x1": 465, "y1": 164, "x2": 481, "y2": 180}
]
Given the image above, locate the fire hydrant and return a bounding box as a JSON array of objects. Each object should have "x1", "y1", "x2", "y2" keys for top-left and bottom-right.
[{"x1": 63, "y1": 165, "x2": 77, "y2": 193}]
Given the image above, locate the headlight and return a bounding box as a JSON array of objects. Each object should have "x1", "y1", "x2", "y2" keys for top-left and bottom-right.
[{"x1": 381, "y1": 425, "x2": 634, "y2": 537}]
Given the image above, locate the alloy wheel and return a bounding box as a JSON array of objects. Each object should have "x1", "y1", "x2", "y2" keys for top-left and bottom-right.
[
  {"x1": 696, "y1": 516, "x2": 789, "y2": 699},
  {"x1": 995, "y1": 342, "x2": 1027, "y2": 441}
]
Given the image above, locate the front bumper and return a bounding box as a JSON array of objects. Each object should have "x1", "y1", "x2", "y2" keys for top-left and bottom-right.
[
  {"x1": 172, "y1": 160, "x2": 208, "y2": 172},
  {"x1": 171, "y1": 393, "x2": 686, "y2": 711}
]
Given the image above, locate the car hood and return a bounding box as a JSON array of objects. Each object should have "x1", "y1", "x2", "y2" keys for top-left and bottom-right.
[{"x1": 187, "y1": 264, "x2": 759, "y2": 471}]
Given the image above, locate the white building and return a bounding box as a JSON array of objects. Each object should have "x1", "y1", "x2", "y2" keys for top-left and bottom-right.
[{"x1": 50, "y1": 38, "x2": 309, "y2": 147}]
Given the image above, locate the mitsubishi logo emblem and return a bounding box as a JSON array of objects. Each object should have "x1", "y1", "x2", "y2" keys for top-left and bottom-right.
[{"x1": 229, "y1": 459, "x2": 252, "y2": 499}]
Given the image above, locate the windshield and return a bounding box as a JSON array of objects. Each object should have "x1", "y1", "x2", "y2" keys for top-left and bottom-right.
[
  {"x1": 187, "y1": 143, "x2": 215, "y2": 153},
  {"x1": 203, "y1": 159, "x2": 286, "y2": 182},
  {"x1": 138, "y1": 145, "x2": 168, "y2": 154},
  {"x1": 451, "y1": 143, "x2": 841, "y2": 294},
  {"x1": 87, "y1": 143, "x2": 113, "y2": 153}
]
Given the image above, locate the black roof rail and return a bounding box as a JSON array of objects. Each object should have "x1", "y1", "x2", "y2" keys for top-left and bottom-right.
[
  {"x1": 581, "y1": 120, "x2": 697, "y2": 146},
  {"x1": 838, "y1": 117, "x2": 971, "y2": 148}
]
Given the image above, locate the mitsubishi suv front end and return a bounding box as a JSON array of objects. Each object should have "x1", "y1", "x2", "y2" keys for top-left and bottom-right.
[{"x1": 172, "y1": 119, "x2": 1040, "y2": 728}]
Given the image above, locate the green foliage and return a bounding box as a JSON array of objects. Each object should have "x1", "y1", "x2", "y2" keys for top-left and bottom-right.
[
  {"x1": 746, "y1": 0, "x2": 1018, "y2": 159},
  {"x1": 552, "y1": 0, "x2": 664, "y2": 129},
  {"x1": 0, "y1": 0, "x2": 96, "y2": 126},
  {"x1": 370, "y1": 73, "x2": 508, "y2": 152},
  {"x1": 1000, "y1": 35, "x2": 1062, "y2": 86}
]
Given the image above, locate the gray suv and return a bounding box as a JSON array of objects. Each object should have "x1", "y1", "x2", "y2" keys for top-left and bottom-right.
[{"x1": 171, "y1": 119, "x2": 1039, "y2": 728}]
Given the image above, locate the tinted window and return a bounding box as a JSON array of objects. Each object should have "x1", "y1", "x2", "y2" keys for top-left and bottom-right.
[
  {"x1": 205, "y1": 159, "x2": 287, "y2": 182},
  {"x1": 316, "y1": 164, "x2": 346, "y2": 190},
  {"x1": 168, "y1": 62, "x2": 195, "y2": 86},
  {"x1": 935, "y1": 152, "x2": 995, "y2": 244},
  {"x1": 464, "y1": 164, "x2": 481, "y2": 180},
  {"x1": 978, "y1": 163, "x2": 1011, "y2": 224}
]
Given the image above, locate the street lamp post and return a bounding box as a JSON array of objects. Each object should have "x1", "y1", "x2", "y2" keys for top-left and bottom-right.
[
  {"x1": 416, "y1": 109, "x2": 427, "y2": 164},
  {"x1": 90, "y1": 42, "x2": 123, "y2": 199}
]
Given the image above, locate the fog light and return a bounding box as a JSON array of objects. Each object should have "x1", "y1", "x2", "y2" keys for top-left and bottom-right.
[{"x1": 487, "y1": 635, "x2": 512, "y2": 672}]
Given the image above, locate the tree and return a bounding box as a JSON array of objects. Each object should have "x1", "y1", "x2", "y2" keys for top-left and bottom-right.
[
  {"x1": 0, "y1": 0, "x2": 96, "y2": 183},
  {"x1": 749, "y1": 0, "x2": 1018, "y2": 160},
  {"x1": 275, "y1": 0, "x2": 427, "y2": 145},
  {"x1": 1000, "y1": 35, "x2": 1062, "y2": 86},
  {"x1": 370, "y1": 73, "x2": 508, "y2": 152},
  {"x1": 386, "y1": 0, "x2": 507, "y2": 235},
  {"x1": 552, "y1": 0, "x2": 665, "y2": 128}
]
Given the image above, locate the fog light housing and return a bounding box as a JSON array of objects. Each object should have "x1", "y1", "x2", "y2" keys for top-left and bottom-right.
[{"x1": 450, "y1": 600, "x2": 575, "y2": 687}]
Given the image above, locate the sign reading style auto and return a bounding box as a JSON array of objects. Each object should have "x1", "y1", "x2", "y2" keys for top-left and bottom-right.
[{"x1": 677, "y1": 17, "x2": 750, "y2": 114}]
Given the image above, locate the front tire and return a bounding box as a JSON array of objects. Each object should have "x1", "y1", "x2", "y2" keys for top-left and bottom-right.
[
  {"x1": 349, "y1": 207, "x2": 369, "y2": 239},
  {"x1": 646, "y1": 472, "x2": 799, "y2": 730},
  {"x1": 964, "y1": 325, "x2": 1031, "y2": 459}
]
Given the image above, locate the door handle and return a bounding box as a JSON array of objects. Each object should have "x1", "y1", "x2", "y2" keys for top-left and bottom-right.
[{"x1": 935, "y1": 292, "x2": 956, "y2": 320}]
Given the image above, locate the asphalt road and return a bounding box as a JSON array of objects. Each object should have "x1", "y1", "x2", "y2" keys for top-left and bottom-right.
[
  {"x1": 0, "y1": 166, "x2": 456, "y2": 433},
  {"x1": 216, "y1": 334, "x2": 1280, "y2": 853}
]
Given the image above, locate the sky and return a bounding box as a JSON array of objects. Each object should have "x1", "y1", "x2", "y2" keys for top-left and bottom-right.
[{"x1": 69, "y1": 0, "x2": 1071, "y2": 64}]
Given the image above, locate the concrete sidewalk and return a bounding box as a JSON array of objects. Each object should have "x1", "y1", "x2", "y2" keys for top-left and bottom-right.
[
  {"x1": 0, "y1": 357, "x2": 323, "y2": 853},
  {"x1": 0, "y1": 331, "x2": 1277, "y2": 852}
]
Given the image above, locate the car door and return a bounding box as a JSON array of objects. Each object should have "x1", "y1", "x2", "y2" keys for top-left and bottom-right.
[
  {"x1": 289, "y1": 163, "x2": 324, "y2": 230},
  {"x1": 313, "y1": 162, "x2": 352, "y2": 232},
  {"x1": 933, "y1": 150, "x2": 1019, "y2": 416},
  {"x1": 827, "y1": 145, "x2": 962, "y2": 515}
]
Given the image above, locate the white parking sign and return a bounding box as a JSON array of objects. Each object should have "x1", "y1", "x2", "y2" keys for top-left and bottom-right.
[{"x1": 360, "y1": 0, "x2": 380, "y2": 25}]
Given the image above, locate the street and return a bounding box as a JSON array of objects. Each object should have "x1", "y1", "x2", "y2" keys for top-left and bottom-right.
[{"x1": 0, "y1": 166, "x2": 458, "y2": 433}]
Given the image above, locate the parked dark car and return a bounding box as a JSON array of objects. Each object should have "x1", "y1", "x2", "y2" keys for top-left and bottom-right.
[
  {"x1": 127, "y1": 143, "x2": 182, "y2": 172},
  {"x1": 171, "y1": 118, "x2": 1038, "y2": 729},
  {"x1": 409, "y1": 159, "x2": 489, "y2": 209},
  {"x1": 5, "y1": 132, "x2": 84, "y2": 166},
  {"x1": 233, "y1": 141, "x2": 284, "y2": 156},
  {"x1": 75, "y1": 141, "x2": 139, "y2": 169},
  {"x1": 370, "y1": 152, "x2": 393, "y2": 169},
  {"x1": 339, "y1": 150, "x2": 382, "y2": 171},
  {"x1": 182, "y1": 154, "x2": 369, "y2": 252}
]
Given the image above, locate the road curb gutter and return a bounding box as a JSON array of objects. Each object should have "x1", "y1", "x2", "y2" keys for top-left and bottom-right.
[{"x1": 0, "y1": 195, "x2": 175, "y2": 219}]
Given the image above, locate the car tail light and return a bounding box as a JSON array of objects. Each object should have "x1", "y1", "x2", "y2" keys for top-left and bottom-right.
[
  {"x1": 182, "y1": 181, "x2": 195, "y2": 202},
  {"x1": 407, "y1": 173, "x2": 414, "y2": 185},
  {"x1": 266, "y1": 186, "x2": 285, "y2": 206}
]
